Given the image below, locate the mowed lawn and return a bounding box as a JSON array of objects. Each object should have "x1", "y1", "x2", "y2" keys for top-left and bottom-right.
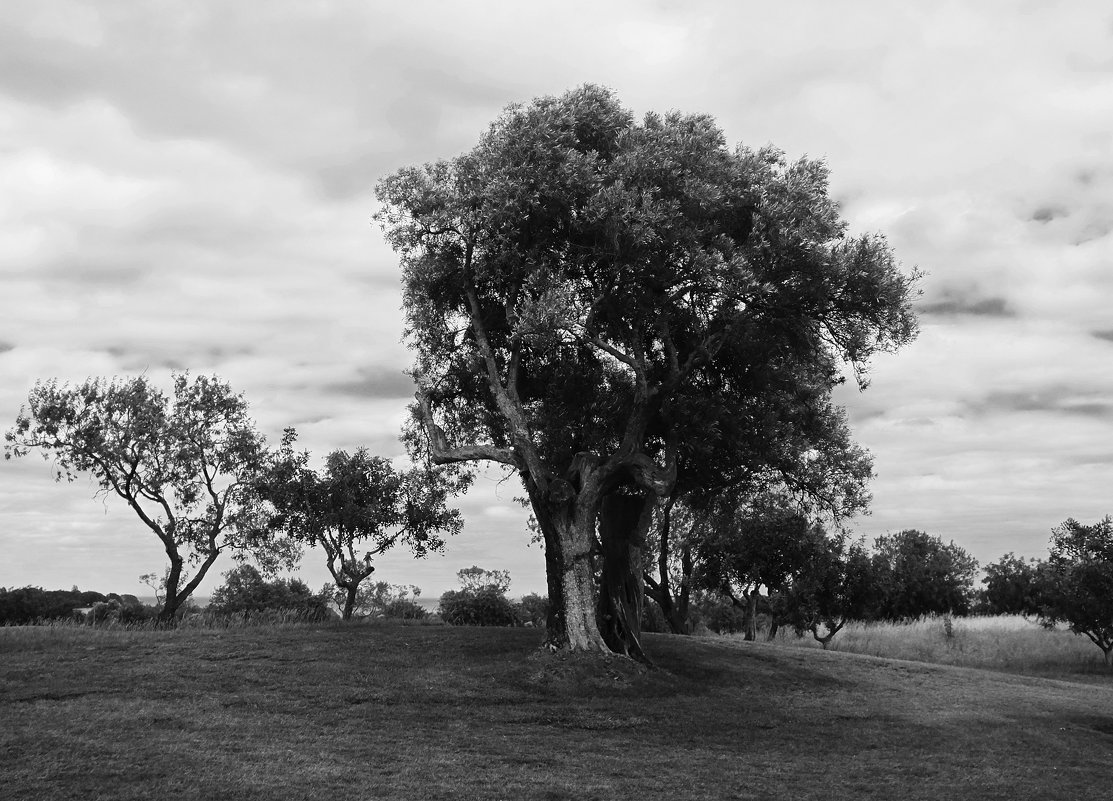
[{"x1": 2, "y1": 624, "x2": 1112, "y2": 800}]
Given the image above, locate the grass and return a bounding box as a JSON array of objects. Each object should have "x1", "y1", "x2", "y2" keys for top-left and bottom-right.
[
  {"x1": 2, "y1": 622, "x2": 1112, "y2": 800},
  {"x1": 767, "y1": 614, "x2": 1110, "y2": 679}
]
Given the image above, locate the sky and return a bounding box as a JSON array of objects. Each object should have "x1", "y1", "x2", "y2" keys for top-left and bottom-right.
[{"x1": 1, "y1": 1, "x2": 1112, "y2": 600}]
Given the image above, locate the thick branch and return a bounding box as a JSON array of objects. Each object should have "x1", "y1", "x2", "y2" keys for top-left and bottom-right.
[{"x1": 415, "y1": 392, "x2": 519, "y2": 467}]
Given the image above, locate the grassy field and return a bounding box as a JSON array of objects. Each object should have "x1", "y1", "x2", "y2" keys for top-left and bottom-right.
[
  {"x1": 2, "y1": 622, "x2": 1112, "y2": 800},
  {"x1": 769, "y1": 615, "x2": 1111, "y2": 679}
]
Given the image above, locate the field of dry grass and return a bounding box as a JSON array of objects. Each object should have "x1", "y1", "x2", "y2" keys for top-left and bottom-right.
[
  {"x1": 2, "y1": 621, "x2": 1113, "y2": 800},
  {"x1": 767, "y1": 614, "x2": 1109, "y2": 679}
]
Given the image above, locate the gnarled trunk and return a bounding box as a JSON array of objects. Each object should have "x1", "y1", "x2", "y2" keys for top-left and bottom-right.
[
  {"x1": 527, "y1": 480, "x2": 608, "y2": 652},
  {"x1": 342, "y1": 583, "x2": 359, "y2": 621},
  {"x1": 597, "y1": 492, "x2": 653, "y2": 661}
]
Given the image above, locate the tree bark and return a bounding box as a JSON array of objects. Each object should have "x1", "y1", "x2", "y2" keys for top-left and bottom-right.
[
  {"x1": 597, "y1": 492, "x2": 653, "y2": 661},
  {"x1": 342, "y1": 584, "x2": 358, "y2": 621},
  {"x1": 744, "y1": 591, "x2": 759, "y2": 641},
  {"x1": 525, "y1": 479, "x2": 609, "y2": 652}
]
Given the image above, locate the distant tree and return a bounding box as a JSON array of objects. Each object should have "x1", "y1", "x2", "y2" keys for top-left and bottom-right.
[
  {"x1": 259, "y1": 430, "x2": 462, "y2": 620},
  {"x1": 208, "y1": 564, "x2": 331, "y2": 621},
  {"x1": 5, "y1": 374, "x2": 299, "y2": 624},
  {"x1": 693, "y1": 495, "x2": 822, "y2": 640},
  {"x1": 515, "y1": 593, "x2": 550, "y2": 628},
  {"x1": 1037, "y1": 517, "x2": 1113, "y2": 667},
  {"x1": 320, "y1": 581, "x2": 427, "y2": 620},
  {"x1": 871, "y1": 530, "x2": 979, "y2": 619},
  {"x1": 439, "y1": 566, "x2": 518, "y2": 627},
  {"x1": 978, "y1": 552, "x2": 1042, "y2": 616},
  {"x1": 376, "y1": 84, "x2": 920, "y2": 655},
  {"x1": 456, "y1": 565, "x2": 511, "y2": 595},
  {"x1": 777, "y1": 536, "x2": 877, "y2": 648}
]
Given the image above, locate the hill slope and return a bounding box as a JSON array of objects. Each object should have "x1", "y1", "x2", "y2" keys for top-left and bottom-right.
[{"x1": 2, "y1": 625, "x2": 1111, "y2": 800}]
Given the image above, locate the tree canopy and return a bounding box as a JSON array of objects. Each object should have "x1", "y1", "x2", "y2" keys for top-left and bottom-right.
[
  {"x1": 4, "y1": 373, "x2": 296, "y2": 622},
  {"x1": 375, "y1": 84, "x2": 919, "y2": 654},
  {"x1": 1038, "y1": 517, "x2": 1113, "y2": 666}
]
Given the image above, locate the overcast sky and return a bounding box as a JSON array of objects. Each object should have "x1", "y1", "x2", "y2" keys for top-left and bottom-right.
[{"x1": 2, "y1": 1, "x2": 1111, "y2": 599}]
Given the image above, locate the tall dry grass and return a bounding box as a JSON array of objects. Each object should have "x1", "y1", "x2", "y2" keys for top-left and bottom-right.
[{"x1": 764, "y1": 614, "x2": 1108, "y2": 677}]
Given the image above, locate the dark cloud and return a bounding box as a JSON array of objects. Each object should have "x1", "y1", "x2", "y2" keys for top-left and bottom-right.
[
  {"x1": 968, "y1": 388, "x2": 1113, "y2": 420},
  {"x1": 918, "y1": 294, "x2": 1013, "y2": 318},
  {"x1": 327, "y1": 366, "x2": 415, "y2": 399},
  {"x1": 1092, "y1": 330, "x2": 1113, "y2": 343},
  {"x1": 0, "y1": 342, "x2": 13, "y2": 353},
  {"x1": 1030, "y1": 205, "x2": 1069, "y2": 224}
]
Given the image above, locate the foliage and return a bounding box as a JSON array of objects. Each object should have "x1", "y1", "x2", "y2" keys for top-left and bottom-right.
[
  {"x1": 0, "y1": 586, "x2": 105, "y2": 624},
  {"x1": 4, "y1": 373, "x2": 299, "y2": 622},
  {"x1": 692, "y1": 494, "x2": 828, "y2": 639},
  {"x1": 776, "y1": 536, "x2": 877, "y2": 647},
  {"x1": 869, "y1": 530, "x2": 979, "y2": 619},
  {"x1": 320, "y1": 581, "x2": 428, "y2": 620},
  {"x1": 456, "y1": 565, "x2": 511, "y2": 595},
  {"x1": 514, "y1": 592, "x2": 550, "y2": 628},
  {"x1": 977, "y1": 552, "x2": 1043, "y2": 616},
  {"x1": 438, "y1": 566, "x2": 518, "y2": 627},
  {"x1": 1037, "y1": 516, "x2": 1113, "y2": 666},
  {"x1": 260, "y1": 430, "x2": 462, "y2": 620},
  {"x1": 208, "y1": 565, "x2": 333, "y2": 621},
  {"x1": 375, "y1": 84, "x2": 920, "y2": 653},
  {"x1": 689, "y1": 590, "x2": 747, "y2": 634}
]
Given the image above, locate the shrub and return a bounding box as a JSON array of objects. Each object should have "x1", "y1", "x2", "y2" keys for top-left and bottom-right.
[
  {"x1": 438, "y1": 587, "x2": 518, "y2": 627},
  {"x1": 515, "y1": 593, "x2": 549, "y2": 628}
]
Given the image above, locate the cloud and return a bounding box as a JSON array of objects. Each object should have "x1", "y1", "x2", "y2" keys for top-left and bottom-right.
[
  {"x1": 327, "y1": 366, "x2": 416, "y2": 400},
  {"x1": 967, "y1": 388, "x2": 1113, "y2": 420},
  {"x1": 918, "y1": 293, "x2": 1014, "y2": 318}
]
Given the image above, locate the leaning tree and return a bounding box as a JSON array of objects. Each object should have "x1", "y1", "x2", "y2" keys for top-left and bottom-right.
[
  {"x1": 375, "y1": 85, "x2": 918, "y2": 655},
  {"x1": 4, "y1": 374, "x2": 298, "y2": 623}
]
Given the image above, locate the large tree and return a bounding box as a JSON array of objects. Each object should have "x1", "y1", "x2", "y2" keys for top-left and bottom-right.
[
  {"x1": 375, "y1": 85, "x2": 918, "y2": 654},
  {"x1": 4, "y1": 374, "x2": 297, "y2": 623},
  {"x1": 260, "y1": 430, "x2": 462, "y2": 620}
]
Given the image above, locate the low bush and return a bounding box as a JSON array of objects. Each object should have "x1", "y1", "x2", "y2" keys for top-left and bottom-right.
[{"x1": 439, "y1": 587, "x2": 518, "y2": 627}]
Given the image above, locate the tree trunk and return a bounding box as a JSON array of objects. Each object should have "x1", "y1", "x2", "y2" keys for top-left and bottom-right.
[
  {"x1": 342, "y1": 584, "x2": 358, "y2": 621},
  {"x1": 526, "y1": 480, "x2": 608, "y2": 653},
  {"x1": 597, "y1": 492, "x2": 653, "y2": 661},
  {"x1": 744, "y1": 591, "x2": 759, "y2": 641},
  {"x1": 644, "y1": 497, "x2": 692, "y2": 635},
  {"x1": 157, "y1": 554, "x2": 185, "y2": 626}
]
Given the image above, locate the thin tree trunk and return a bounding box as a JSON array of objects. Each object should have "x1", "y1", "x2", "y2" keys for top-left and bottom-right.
[{"x1": 744, "y1": 591, "x2": 759, "y2": 642}]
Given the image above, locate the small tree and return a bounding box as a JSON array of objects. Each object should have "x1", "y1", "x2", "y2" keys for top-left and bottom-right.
[
  {"x1": 5, "y1": 374, "x2": 298, "y2": 623},
  {"x1": 979, "y1": 552, "x2": 1042, "y2": 616},
  {"x1": 870, "y1": 530, "x2": 979, "y2": 619},
  {"x1": 208, "y1": 564, "x2": 331, "y2": 621},
  {"x1": 778, "y1": 536, "x2": 877, "y2": 648},
  {"x1": 439, "y1": 566, "x2": 518, "y2": 627},
  {"x1": 694, "y1": 496, "x2": 821, "y2": 640},
  {"x1": 260, "y1": 430, "x2": 462, "y2": 620},
  {"x1": 1038, "y1": 517, "x2": 1113, "y2": 667}
]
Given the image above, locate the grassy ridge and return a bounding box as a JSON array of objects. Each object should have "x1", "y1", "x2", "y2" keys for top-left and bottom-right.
[{"x1": 2, "y1": 623, "x2": 1112, "y2": 800}]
